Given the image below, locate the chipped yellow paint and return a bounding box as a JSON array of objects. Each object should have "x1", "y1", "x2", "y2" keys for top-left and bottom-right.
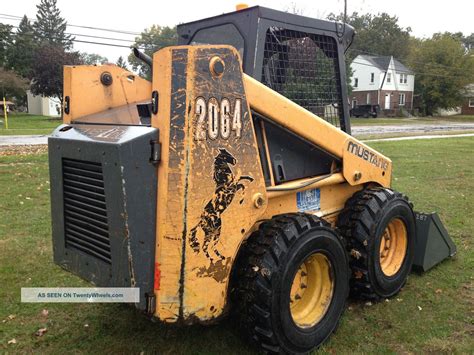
[
  {"x1": 152, "y1": 46, "x2": 267, "y2": 323},
  {"x1": 63, "y1": 65, "x2": 151, "y2": 123}
]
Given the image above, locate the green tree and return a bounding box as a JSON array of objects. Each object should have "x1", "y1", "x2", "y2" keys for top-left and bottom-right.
[
  {"x1": 30, "y1": 45, "x2": 82, "y2": 103},
  {"x1": 0, "y1": 23, "x2": 13, "y2": 68},
  {"x1": 80, "y1": 52, "x2": 108, "y2": 65},
  {"x1": 116, "y1": 56, "x2": 128, "y2": 69},
  {"x1": 128, "y1": 25, "x2": 178, "y2": 79},
  {"x1": 408, "y1": 33, "x2": 474, "y2": 115},
  {"x1": 34, "y1": 0, "x2": 73, "y2": 49},
  {"x1": 6, "y1": 16, "x2": 37, "y2": 79},
  {"x1": 327, "y1": 12, "x2": 412, "y2": 63}
]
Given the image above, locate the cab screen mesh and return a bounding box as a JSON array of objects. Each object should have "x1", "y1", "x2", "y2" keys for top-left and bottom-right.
[{"x1": 261, "y1": 27, "x2": 344, "y2": 128}]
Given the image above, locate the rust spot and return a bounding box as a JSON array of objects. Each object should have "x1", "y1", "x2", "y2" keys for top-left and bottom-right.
[{"x1": 154, "y1": 262, "x2": 161, "y2": 291}]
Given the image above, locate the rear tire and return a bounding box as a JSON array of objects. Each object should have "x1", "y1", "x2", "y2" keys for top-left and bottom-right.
[
  {"x1": 337, "y1": 187, "x2": 415, "y2": 300},
  {"x1": 233, "y1": 213, "x2": 349, "y2": 354}
]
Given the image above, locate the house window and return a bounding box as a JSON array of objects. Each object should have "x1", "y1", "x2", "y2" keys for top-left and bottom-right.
[
  {"x1": 399, "y1": 93, "x2": 406, "y2": 106},
  {"x1": 469, "y1": 99, "x2": 474, "y2": 107},
  {"x1": 387, "y1": 73, "x2": 391, "y2": 83},
  {"x1": 367, "y1": 93, "x2": 371, "y2": 104},
  {"x1": 354, "y1": 78, "x2": 358, "y2": 88},
  {"x1": 370, "y1": 73, "x2": 374, "y2": 83},
  {"x1": 404, "y1": 74, "x2": 408, "y2": 84},
  {"x1": 400, "y1": 74, "x2": 408, "y2": 84},
  {"x1": 352, "y1": 99, "x2": 357, "y2": 108}
]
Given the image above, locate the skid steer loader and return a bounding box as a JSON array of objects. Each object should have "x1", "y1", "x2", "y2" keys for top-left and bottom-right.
[{"x1": 48, "y1": 5, "x2": 456, "y2": 353}]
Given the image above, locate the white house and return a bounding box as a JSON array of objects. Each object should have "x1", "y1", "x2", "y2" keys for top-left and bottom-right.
[
  {"x1": 27, "y1": 91, "x2": 61, "y2": 116},
  {"x1": 350, "y1": 55, "x2": 415, "y2": 114}
]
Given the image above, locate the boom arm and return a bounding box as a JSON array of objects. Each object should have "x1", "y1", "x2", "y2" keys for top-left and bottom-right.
[{"x1": 243, "y1": 75, "x2": 392, "y2": 187}]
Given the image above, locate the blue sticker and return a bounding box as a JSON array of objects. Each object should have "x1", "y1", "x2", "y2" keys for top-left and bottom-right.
[{"x1": 297, "y1": 188, "x2": 321, "y2": 212}]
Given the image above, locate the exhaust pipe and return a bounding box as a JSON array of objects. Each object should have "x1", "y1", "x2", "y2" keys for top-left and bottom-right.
[{"x1": 133, "y1": 47, "x2": 153, "y2": 69}]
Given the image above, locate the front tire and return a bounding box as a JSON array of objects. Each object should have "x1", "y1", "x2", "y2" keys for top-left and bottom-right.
[
  {"x1": 337, "y1": 187, "x2": 416, "y2": 300},
  {"x1": 234, "y1": 214, "x2": 349, "y2": 354}
]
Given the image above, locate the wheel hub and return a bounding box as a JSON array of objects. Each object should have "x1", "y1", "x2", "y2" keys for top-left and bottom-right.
[
  {"x1": 379, "y1": 218, "x2": 408, "y2": 276},
  {"x1": 290, "y1": 253, "x2": 334, "y2": 328}
]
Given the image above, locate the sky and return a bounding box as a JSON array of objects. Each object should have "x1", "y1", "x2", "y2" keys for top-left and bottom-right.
[{"x1": 1, "y1": 0, "x2": 473, "y2": 62}]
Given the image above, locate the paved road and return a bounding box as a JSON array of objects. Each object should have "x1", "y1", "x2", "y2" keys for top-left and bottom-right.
[
  {"x1": 352, "y1": 122, "x2": 474, "y2": 136},
  {"x1": 1, "y1": 122, "x2": 474, "y2": 146},
  {"x1": 0, "y1": 135, "x2": 48, "y2": 146}
]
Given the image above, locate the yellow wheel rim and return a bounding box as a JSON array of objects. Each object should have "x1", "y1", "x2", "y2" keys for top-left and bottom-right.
[
  {"x1": 379, "y1": 218, "x2": 408, "y2": 276},
  {"x1": 290, "y1": 253, "x2": 334, "y2": 328}
]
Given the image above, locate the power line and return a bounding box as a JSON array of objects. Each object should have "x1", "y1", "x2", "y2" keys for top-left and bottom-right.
[
  {"x1": 0, "y1": 12, "x2": 141, "y2": 36},
  {"x1": 6, "y1": 28, "x2": 145, "y2": 50},
  {"x1": 6, "y1": 24, "x2": 136, "y2": 44}
]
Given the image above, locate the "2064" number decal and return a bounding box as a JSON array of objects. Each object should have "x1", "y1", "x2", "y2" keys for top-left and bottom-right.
[{"x1": 194, "y1": 97, "x2": 242, "y2": 141}]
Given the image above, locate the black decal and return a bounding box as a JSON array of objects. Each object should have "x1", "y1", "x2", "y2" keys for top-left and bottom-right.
[{"x1": 189, "y1": 148, "x2": 253, "y2": 262}]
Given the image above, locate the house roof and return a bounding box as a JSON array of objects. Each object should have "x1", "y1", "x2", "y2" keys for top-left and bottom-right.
[{"x1": 358, "y1": 55, "x2": 414, "y2": 74}]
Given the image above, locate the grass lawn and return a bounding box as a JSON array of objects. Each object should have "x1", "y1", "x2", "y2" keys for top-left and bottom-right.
[
  {"x1": 350, "y1": 115, "x2": 474, "y2": 126},
  {"x1": 0, "y1": 113, "x2": 60, "y2": 136},
  {"x1": 1, "y1": 138, "x2": 473, "y2": 353}
]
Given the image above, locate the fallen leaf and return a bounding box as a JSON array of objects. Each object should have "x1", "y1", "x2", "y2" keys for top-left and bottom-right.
[
  {"x1": 35, "y1": 328, "x2": 47, "y2": 337},
  {"x1": 365, "y1": 301, "x2": 373, "y2": 306},
  {"x1": 435, "y1": 289, "x2": 442, "y2": 294},
  {"x1": 20, "y1": 201, "x2": 24, "y2": 205},
  {"x1": 396, "y1": 298, "x2": 403, "y2": 302},
  {"x1": 84, "y1": 324, "x2": 89, "y2": 328},
  {"x1": 8, "y1": 338, "x2": 17, "y2": 345},
  {"x1": 41, "y1": 309, "x2": 49, "y2": 317},
  {"x1": 417, "y1": 306, "x2": 422, "y2": 311},
  {"x1": 8, "y1": 314, "x2": 16, "y2": 320},
  {"x1": 25, "y1": 197, "x2": 31, "y2": 200}
]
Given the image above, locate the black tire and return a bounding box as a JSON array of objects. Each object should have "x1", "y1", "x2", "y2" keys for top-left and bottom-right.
[
  {"x1": 337, "y1": 187, "x2": 416, "y2": 300},
  {"x1": 233, "y1": 213, "x2": 349, "y2": 354}
]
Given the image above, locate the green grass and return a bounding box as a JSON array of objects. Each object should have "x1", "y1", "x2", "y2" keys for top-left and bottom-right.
[
  {"x1": 1, "y1": 138, "x2": 473, "y2": 353},
  {"x1": 350, "y1": 115, "x2": 474, "y2": 126},
  {"x1": 0, "y1": 113, "x2": 61, "y2": 135}
]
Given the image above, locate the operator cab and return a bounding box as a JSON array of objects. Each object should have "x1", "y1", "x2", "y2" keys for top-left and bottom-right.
[{"x1": 178, "y1": 5, "x2": 354, "y2": 133}]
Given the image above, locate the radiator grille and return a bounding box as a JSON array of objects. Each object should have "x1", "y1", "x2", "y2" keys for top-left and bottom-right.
[
  {"x1": 62, "y1": 158, "x2": 111, "y2": 264},
  {"x1": 261, "y1": 27, "x2": 344, "y2": 128}
]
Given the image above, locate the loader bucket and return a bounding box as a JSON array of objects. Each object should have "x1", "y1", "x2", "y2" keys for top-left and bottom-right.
[{"x1": 413, "y1": 212, "x2": 457, "y2": 272}]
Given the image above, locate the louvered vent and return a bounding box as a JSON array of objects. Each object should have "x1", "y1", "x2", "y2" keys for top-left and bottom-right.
[{"x1": 62, "y1": 158, "x2": 111, "y2": 264}]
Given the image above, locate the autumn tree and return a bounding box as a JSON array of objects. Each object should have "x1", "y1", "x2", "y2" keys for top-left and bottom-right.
[
  {"x1": 128, "y1": 25, "x2": 178, "y2": 79},
  {"x1": 408, "y1": 33, "x2": 474, "y2": 115},
  {"x1": 6, "y1": 16, "x2": 37, "y2": 79},
  {"x1": 34, "y1": 0, "x2": 73, "y2": 49},
  {"x1": 30, "y1": 45, "x2": 82, "y2": 102},
  {"x1": 0, "y1": 67, "x2": 29, "y2": 105}
]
